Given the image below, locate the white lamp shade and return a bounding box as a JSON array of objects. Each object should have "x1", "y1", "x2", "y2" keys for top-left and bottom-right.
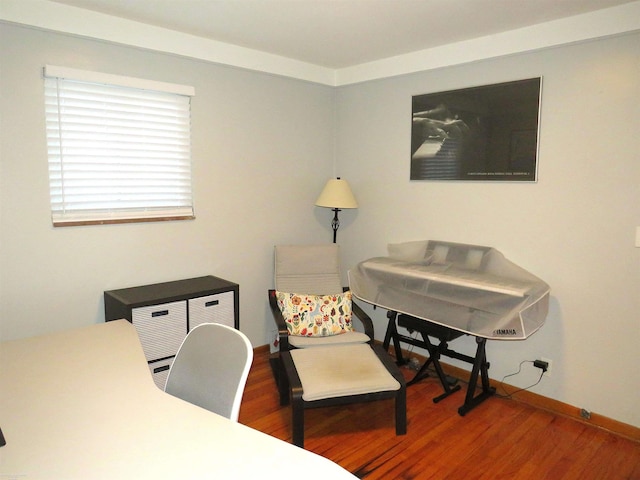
[{"x1": 315, "y1": 178, "x2": 358, "y2": 209}]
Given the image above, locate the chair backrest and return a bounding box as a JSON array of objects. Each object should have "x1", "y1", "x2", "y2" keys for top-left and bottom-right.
[
  {"x1": 164, "y1": 323, "x2": 253, "y2": 422},
  {"x1": 274, "y1": 244, "x2": 344, "y2": 294}
]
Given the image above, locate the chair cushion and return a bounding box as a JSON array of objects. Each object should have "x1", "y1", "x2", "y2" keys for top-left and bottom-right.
[
  {"x1": 290, "y1": 344, "x2": 401, "y2": 401},
  {"x1": 276, "y1": 291, "x2": 354, "y2": 337},
  {"x1": 274, "y1": 244, "x2": 343, "y2": 294},
  {"x1": 288, "y1": 331, "x2": 370, "y2": 348}
]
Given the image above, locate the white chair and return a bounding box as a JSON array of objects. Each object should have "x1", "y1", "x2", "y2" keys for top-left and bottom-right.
[
  {"x1": 268, "y1": 244, "x2": 373, "y2": 393},
  {"x1": 268, "y1": 244, "x2": 406, "y2": 447},
  {"x1": 164, "y1": 323, "x2": 253, "y2": 422}
]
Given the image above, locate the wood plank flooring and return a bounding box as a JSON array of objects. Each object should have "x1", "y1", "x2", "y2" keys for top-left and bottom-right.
[{"x1": 239, "y1": 347, "x2": 640, "y2": 480}]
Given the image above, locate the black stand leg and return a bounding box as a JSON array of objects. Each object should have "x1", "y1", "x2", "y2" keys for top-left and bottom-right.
[
  {"x1": 408, "y1": 333, "x2": 461, "y2": 401},
  {"x1": 383, "y1": 311, "x2": 407, "y2": 365},
  {"x1": 385, "y1": 312, "x2": 494, "y2": 414},
  {"x1": 386, "y1": 312, "x2": 461, "y2": 401},
  {"x1": 458, "y1": 337, "x2": 495, "y2": 416}
]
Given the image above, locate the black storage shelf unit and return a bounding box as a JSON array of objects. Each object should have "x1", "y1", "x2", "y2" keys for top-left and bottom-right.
[
  {"x1": 104, "y1": 275, "x2": 239, "y2": 329},
  {"x1": 104, "y1": 275, "x2": 239, "y2": 389}
]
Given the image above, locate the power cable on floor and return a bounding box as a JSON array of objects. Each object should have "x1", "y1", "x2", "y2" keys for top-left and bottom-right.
[{"x1": 496, "y1": 360, "x2": 545, "y2": 399}]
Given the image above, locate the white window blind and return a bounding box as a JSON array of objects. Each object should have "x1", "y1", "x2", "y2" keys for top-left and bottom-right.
[{"x1": 44, "y1": 65, "x2": 195, "y2": 226}]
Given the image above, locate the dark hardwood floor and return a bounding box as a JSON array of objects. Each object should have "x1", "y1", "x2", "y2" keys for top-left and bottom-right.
[{"x1": 239, "y1": 347, "x2": 640, "y2": 479}]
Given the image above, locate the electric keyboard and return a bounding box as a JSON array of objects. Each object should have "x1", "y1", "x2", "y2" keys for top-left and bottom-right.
[
  {"x1": 360, "y1": 257, "x2": 531, "y2": 297},
  {"x1": 348, "y1": 240, "x2": 550, "y2": 340}
]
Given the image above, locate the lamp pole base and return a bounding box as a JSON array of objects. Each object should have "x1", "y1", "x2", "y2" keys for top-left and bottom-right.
[{"x1": 331, "y1": 208, "x2": 341, "y2": 243}]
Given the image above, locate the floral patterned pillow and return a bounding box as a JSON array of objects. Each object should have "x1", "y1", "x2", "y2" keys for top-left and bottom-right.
[{"x1": 275, "y1": 291, "x2": 353, "y2": 337}]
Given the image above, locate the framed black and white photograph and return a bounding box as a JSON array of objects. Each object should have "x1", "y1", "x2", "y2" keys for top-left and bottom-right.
[{"x1": 411, "y1": 78, "x2": 541, "y2": 181}]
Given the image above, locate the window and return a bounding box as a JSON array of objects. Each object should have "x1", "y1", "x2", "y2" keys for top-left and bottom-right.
[{"x1": 44, "y1": 65, "x2": 195, "y2": 226}]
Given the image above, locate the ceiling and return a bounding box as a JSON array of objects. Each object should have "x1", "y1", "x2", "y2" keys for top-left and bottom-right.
[{"x1": 47, "y1": 0, "x2": 635, "y2": 69}]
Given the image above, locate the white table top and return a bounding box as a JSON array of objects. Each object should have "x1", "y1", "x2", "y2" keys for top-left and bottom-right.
[{"x1": 0, "y1": 320, "x2": 355, "y2": 479}]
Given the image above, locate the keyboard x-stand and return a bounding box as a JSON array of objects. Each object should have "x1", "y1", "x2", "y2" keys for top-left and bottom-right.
[
  {"x1": 349, "y1": 240, "x2": 551, "y2": 417},
  {"x1": 383, "y1": 310, "x2": 495, "y2": 416}
]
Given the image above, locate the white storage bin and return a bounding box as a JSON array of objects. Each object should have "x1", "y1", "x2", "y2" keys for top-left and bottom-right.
[
  {"x1": 132, "y1": 300, "x2": 187, "y2": 362},
  {"x1": 188, "y1": 291, "x2": 234, "y2": 330},
  {"x1": 149, "y1": 357, "x2": 174, "y2": 390}
]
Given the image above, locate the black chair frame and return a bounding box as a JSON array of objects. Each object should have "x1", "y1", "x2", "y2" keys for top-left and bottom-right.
[
  {"x1": 268, "y1": 287, "x2": 374, "y2": 400},
  {"x1": 280, "y1": 344, "x2": 406, "y2": 448},
  {"x1": 268, "y1": 288, "x2": 407, "y2": 448}
]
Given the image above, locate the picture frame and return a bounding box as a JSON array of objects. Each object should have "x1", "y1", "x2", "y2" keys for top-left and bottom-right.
[{"x1": 410, "y1": 78, "x2": 541, "y2": 181}]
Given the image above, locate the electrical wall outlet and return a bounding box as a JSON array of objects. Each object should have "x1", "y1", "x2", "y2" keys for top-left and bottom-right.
[{"x1": 541, "y1": 357, "x2": 553, "y2": 377}]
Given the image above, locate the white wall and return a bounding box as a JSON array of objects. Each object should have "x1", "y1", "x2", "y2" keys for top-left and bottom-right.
[
  {"x1": 336, "y1": 33, "x2": 640, "y2": 428},
  {"x1": 0, "y1": 23, "x2": 335, "y2": 345}
]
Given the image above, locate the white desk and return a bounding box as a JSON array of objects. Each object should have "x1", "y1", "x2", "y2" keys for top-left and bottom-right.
[{"x1": 0, "y1": 320, "x2": 356, "y2": 479}]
